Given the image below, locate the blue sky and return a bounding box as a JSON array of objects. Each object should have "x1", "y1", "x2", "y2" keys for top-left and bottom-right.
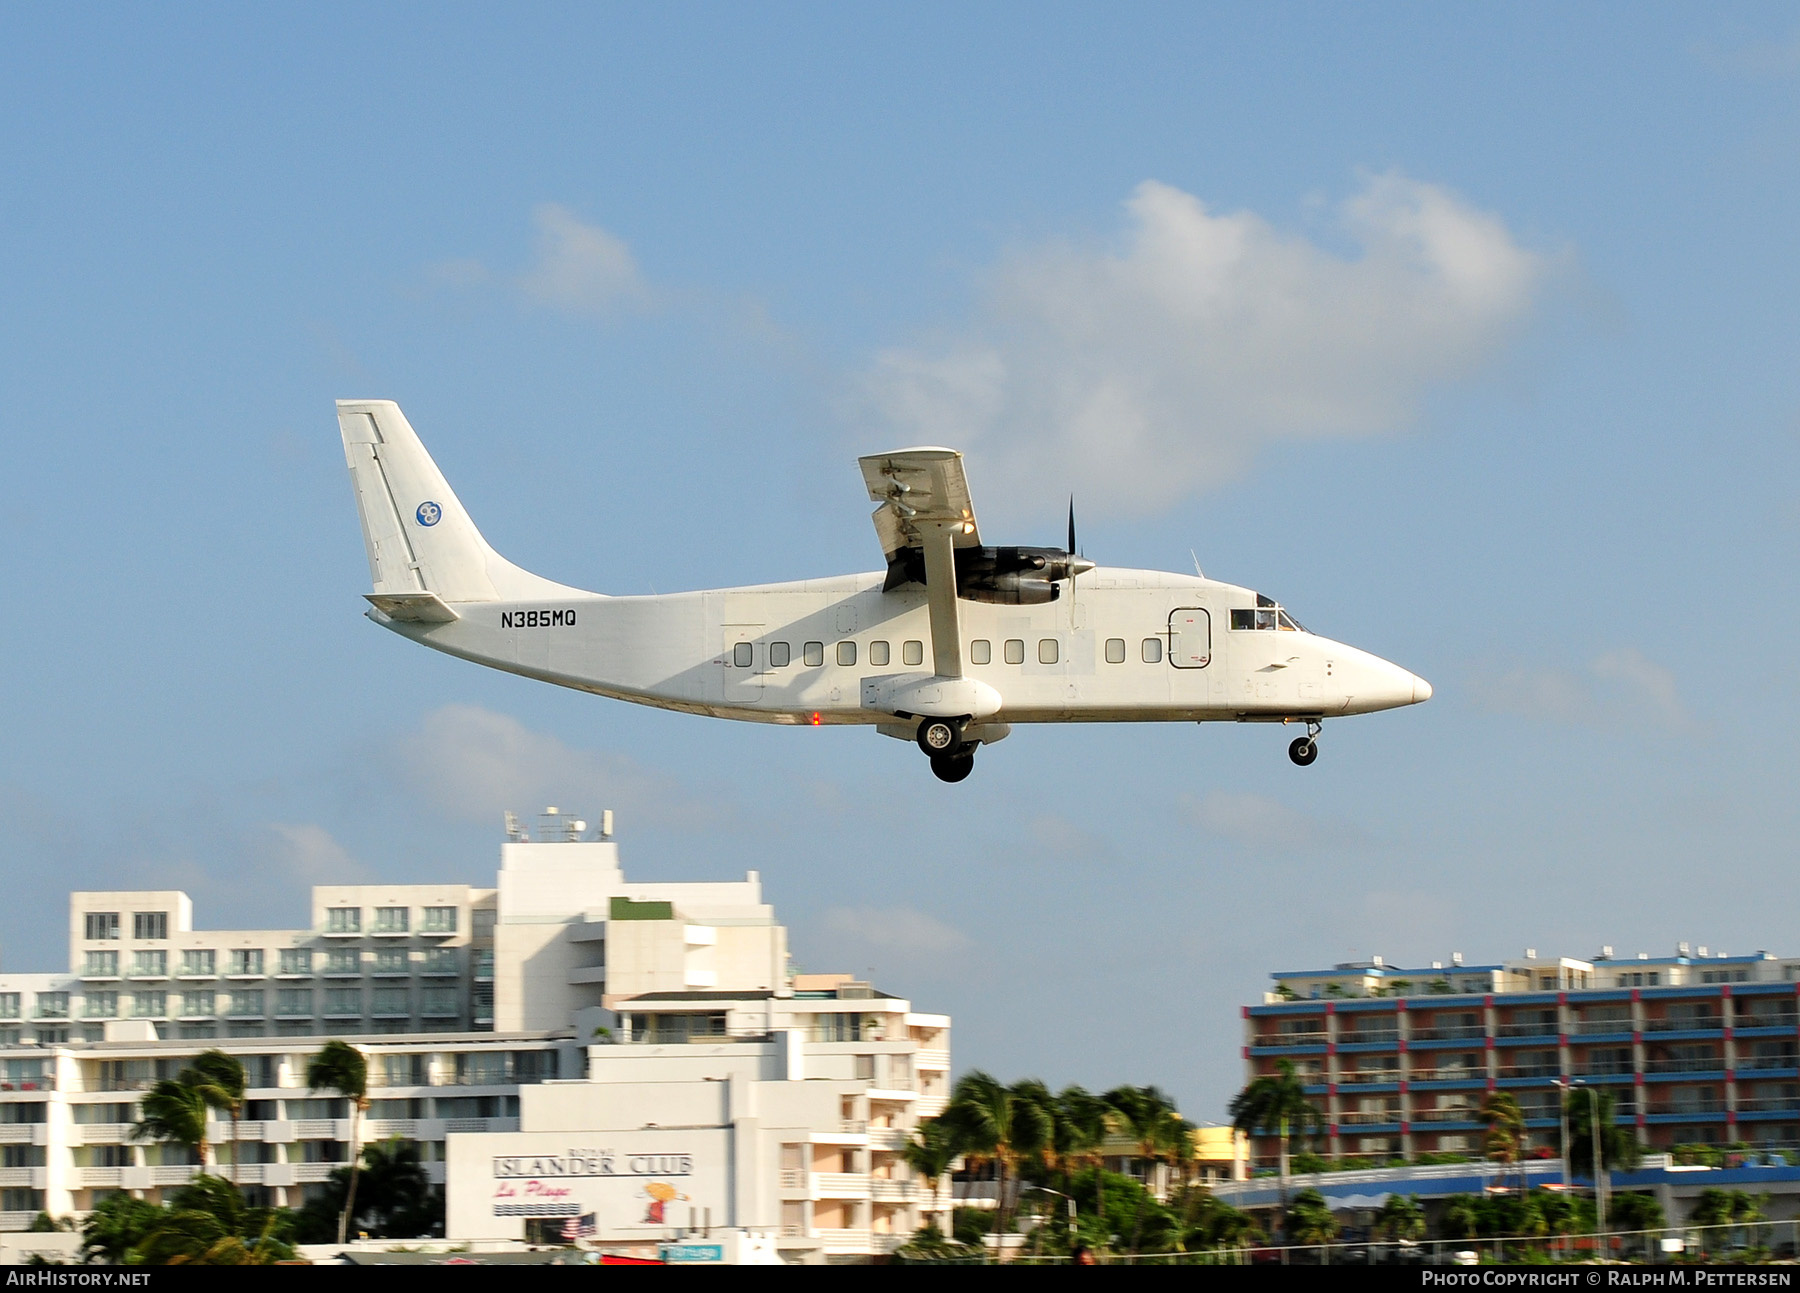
[{"x1": 2, "y1": 4, "x2": 1799, "y2": 1119}]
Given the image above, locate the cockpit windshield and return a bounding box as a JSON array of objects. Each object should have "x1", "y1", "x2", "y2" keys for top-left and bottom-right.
[{"x1": 1230, "y1": 599, "x2": 1309, "y2": 633}]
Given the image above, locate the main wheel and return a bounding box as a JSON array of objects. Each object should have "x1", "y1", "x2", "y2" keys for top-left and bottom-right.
[
  {"x1": 930, "y1": 752, "x2": 975, "y2": 783},
  {"x1": 1288, "y1": 737, "x2": 1318, "y2": 767},
  {"x1": 917, "y1": 717, "x2": 962, "y2": 757}
]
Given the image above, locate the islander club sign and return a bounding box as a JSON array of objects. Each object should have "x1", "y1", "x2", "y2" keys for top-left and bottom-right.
[{"x1": 490, "y1": 1147, "x2": 701, "y2": 1225}]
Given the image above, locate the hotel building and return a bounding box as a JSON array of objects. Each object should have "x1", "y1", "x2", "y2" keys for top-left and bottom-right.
[
  {"x1": 0, "y1": 811, "x2": 951, "y2": 1259},
  {"x1": 1241, "y1": 947, "x2": 1800, "y2": 1168}
]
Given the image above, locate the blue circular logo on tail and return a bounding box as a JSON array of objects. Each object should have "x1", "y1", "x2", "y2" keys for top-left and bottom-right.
[{"x1": 416, "y1": 501, "x2": 442, "y2": 527}]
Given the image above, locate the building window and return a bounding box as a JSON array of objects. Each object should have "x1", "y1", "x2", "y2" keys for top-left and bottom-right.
[
  {"x1": 276, "y1": 988, "x2": 312, "y2": 1017},
  {"x1": 132, "y1": 992, "x2": 166, "y2": 1018},
  {"x1": 180, "y1": 950, "x2": 216, "y2": 977},
  {"x1": 803, "y1": 642, "x2": 824, "y2": 668},
  {"x1": 421, "y1": 907, "x2": 458, "y2": 935},
  {"x1": 374, "y1": 949, "x2": 409, "y2": 974},
  {"x1": 0, "y1": 995, "x2": 19, "y2": 1020},
  {"x1": 279, "y1": 948, "x2": 312, "y2": 976},
  {"x1": 379, "y1": 1054, "x2": 428, "y2": 1086},
  {"x1": 325, "y1": 949, "x2": 360, "y2": 975},
  {"x1": 228, "y1": 950, "x2": 264, "y2": 977},
  {"x1": 228, "y1": 990, "x2": 264, "y2": 1017},
  {"x1": 34, "y1": 994, "x2": 69, "y2": 1020},
  {"x1": 454, "y1": 1052, "x2": 510, "y2": 1085},
  {"x1": 421, "y1": 987, "x2": 459, "y2": 1017},
  {"x1": 868, "y1": 641, "x2": 890, "y2": 666},
  {"x1": 811, "y1": 1012, "x2": 869, "y2": 1043},
  {"x1": 374, "y1": 908, "x2": 409, "y2": 935},
  {"x1": 1038, "y1": 639, "x2": 1059, "y2": 664},
  {"x1": 421, "y1": 948, "x2": 458, "y2": 975},
  {"x1": 324, "y1": 987, "x2": 361, "y2": 1017},
  {"x1": 83, "y1": 992, "x2": 118, "y2": 1019},
  {"x1": 326, "y1": 908, "x2": 361, "y2": 935},
  {"x1": 132, "y1": 951, "x2": 167, "y2": 977},
  {"x1": 132, "y1": 912, "x2": 168, "y2": 941},
  {"x1": 969, "y1": 640, "x2": 991, "y2": 665},
  {"x1": 84, "y1": 913, "x2": 120, "y2": 941},
  {"x1": 902, "y1": 640, "x2": 924, "y2": 666},
  {"x1": 180, "y1": 991, "x2": 215, "y2": 1018},
  {"x1": 371, "y1": 987, "x2": 409, "y2": 1016},
  {"x1": 83, "y1": 951, "x2": 119, "y2": 977}
]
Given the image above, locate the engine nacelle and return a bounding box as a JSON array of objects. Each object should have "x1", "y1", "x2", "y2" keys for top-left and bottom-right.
[{"x1": 957, "y1": 571, "x2": 1060, "y2": 605}]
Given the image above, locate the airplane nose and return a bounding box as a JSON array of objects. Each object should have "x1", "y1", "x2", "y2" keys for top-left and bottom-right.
[{"x1": 1413, "y1": 674, "x2": 1433, "y2": 704}]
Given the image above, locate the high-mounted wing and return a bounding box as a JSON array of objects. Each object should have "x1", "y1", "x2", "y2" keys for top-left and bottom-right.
[{"x1": 859, "y1": 448, "x2": 981, "y2": 679}]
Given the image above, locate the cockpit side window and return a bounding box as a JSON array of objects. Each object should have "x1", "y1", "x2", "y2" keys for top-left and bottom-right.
[{"x1": 1232, "y1": 606, "x2": 1301, "y2": 632}]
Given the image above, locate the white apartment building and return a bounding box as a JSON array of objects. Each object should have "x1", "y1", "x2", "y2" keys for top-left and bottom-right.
[{"x1": 0, "y1": 811, "x2": 952, "y2": 1260}]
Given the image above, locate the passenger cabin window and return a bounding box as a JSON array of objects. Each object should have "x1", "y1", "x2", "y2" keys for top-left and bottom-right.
[
  {"x1": 1105, "y1": 638, "x2": 1126, "y2": 664},
  {"x1": 1142, "y1": 638, "x2": 1163, "y2": 663},
  {"x1": 869, "y1": 641, "x2": 890, "y2": 666},
  {"x1": 837, "y1": 641, "x2": 856, "y2": 666},
  {"x1": 902, "y1": 640, "x2": 924, "y2": 666},
  {"x1": 969, "y1": 640, "x2": 991, "y2": 665},
  {"x1": 770, "y1": 642, "x2": 791, "y2": 668},
  {"x1": 1004, "y1": 639, "x2": 1025, "y2": 665},
  {"x1": 804, "y1": 642, "x2": 824, "y2": 667},
  {"x1": 732, "y1": 642, "x2": 752, "y2": 667},
  {"x1": 1038, "y1": 639, "x2": 1059, "y2": 665}
]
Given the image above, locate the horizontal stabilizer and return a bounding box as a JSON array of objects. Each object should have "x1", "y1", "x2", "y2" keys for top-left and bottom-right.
[{"x1": 365, "y1": 591, "x2": 460, "y2": 623}]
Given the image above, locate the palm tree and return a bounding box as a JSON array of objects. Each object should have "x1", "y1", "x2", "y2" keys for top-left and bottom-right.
[
  {"x1": 1228, "y1": 1060, "x2": 1321, "y2": 1233},
  {"x1": 1374, "y1": 1192, "x2": 1424, "y2": 1243},
  {"x1": 1286, "y1": 1188, "x2": 1339, "y2": 1262},
  {"x1": 1103, "y1": 1085, "x2": 1186, "y2": 1257},
  {"x1": 941, "y1": 1072, "x2": 1051, "y2": 1247},
  {"x1": 132, "y1": 1175, "x2": 295, "y2": 1265},
  {"x1": 307, "y1": 1040, "x2": 370, "y2": 1244},
  {"x1": 1478, "y1": 1091, "x2": 1528, "y2": 1197},
  {"x1": 190, "y1": 1051, "x2": 248, "y2": 1187},
  {"x1": 900, "y1": 1118, "x2": 959, "y2": 1236},
  {"x1": 132, "y1": 1074, "x2": 211, "y2": 1175},
  {"x1": 1052, "y1": 1085, "x2": 1114, "y2": 1245}
]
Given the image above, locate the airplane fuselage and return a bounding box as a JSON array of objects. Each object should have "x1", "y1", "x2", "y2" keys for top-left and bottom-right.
[{"x1": 376, "y1": 566, "x2": 1427, "y2": 733}]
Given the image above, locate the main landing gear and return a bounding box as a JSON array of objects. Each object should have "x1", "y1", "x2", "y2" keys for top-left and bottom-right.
[
  {"x1": 1288, "y1": 720, "x2": 1323, "y2": 767},
  {"x1": 917, "y1": 718, "x2": 976, "y2": 783}
]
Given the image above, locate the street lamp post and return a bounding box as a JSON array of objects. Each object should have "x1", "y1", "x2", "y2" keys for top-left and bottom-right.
[{"x1": 1032, "y1": 1187, "x2": 1080, "y2": 1260}]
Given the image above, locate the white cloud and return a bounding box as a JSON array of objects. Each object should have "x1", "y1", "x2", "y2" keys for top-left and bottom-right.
[
  {"x1": 818, "y1": 906, "x2": 973, "y2": 961},
  {"x1": 863, "y1": 173, "x2": 1547, "y2": 517},
  {"x1": 391, "y1": 704, "x2": 730, "y2": 830},
  {"x1": 1468, "y1": 647, "x2": 1691, "y2": 732},
  {"x1": 261, "y1": 823, "x2": 370, "y2": 886},
  {"x1": 1185, "y1": 789, "x2": 1370, "y2": 852},
  {"x1": 516, "y1": 204, "x2": 650, "y2": 314}
]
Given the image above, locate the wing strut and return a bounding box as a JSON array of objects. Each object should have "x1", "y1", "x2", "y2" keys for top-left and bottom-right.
[{"x1": 918, "y1": 522, "x2": 963, "y2": 680}]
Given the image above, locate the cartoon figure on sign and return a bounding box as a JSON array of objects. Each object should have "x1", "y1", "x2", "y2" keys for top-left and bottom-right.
[{"x1": 641, "y1": 1180, "x2": 688, "y2": 1224}]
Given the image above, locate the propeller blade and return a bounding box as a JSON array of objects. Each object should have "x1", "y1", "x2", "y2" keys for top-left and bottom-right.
[{"x1": 1068, "y1": 496, "x2": 1077, "y2": 556}]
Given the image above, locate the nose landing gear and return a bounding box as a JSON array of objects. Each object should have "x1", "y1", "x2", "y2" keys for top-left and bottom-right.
[
  {"x1": 1288, "y1": 720, "x2": 1323, "y2": 767},
  {"x1": 918, "y1": 717, "x2": 977, "y2": 782}
]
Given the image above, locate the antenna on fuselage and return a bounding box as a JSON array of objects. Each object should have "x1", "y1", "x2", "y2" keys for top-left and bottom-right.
[{"x1": 1190, "y1": 549, "x2": 1204, "y2": 579}]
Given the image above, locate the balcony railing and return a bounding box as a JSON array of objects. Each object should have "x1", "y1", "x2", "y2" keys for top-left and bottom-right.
[
  {"x1": 1642, "y1": 1057, "x2": 1724, "y2": 1074},
  {"x1": 1735, "y1": 1098, "x2": 1800, "y2": 1113},
  {"x1": 1494, "y1": 1065, "x2": 1561, "y2": 1080},
  {"x1": 1256, "y1": 1032, "x2": 1327, "y2": 1048},
  {"x1": 1496, "y1": 1022, "x2": 1560, "y2": 1038},
  {"x1": 1645, "y1": 1103, "x2": 1724, "y2": 1117},
  {"x1": 1338, "y1": 1071, "x2": 1400, "y2": 1086},
  {"x1": 1737, "y1": 1017, "x2": 1800, "y2": 1031},
  {"x1": 1336, "y1": 1031, "x2": 1399, "y2": 1047},
  {"x1": 1411, "y1": 1067, "x2": 1487, "y2": 1083},
  {"x1": 1644, "y1": 1018, "x2": 1722, "y2": 1033},
  {"x1": 1338, "y1": 1110, "x2": 1400, "y2": 1125},
  {"x1": 1740, "y1": 1055, "x2": 1800, "y2": 1071},
  {"x1": 1410, "y1": 1026, "x2": 1487, "y2": 1042},
  {"x1": 1572, "y1": 1020, "x2": 1634, "y2": 1035},
  {"x1": 1411, "y1": 1108, "x2": 1480, "y2": 1123}
]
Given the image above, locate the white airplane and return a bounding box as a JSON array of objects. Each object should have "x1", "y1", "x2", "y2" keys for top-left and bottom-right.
[{"x1": 337, "y1": 400, "x2": 1431, "y2": 782}]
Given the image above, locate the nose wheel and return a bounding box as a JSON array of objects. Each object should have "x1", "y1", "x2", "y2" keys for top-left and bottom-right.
[
  {"x1": 930, "y1": 751, "x2": 975, "y2": 782},
  {"x1": 1288, "y1": 721, "x2": 1323, "y2": 767}
]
